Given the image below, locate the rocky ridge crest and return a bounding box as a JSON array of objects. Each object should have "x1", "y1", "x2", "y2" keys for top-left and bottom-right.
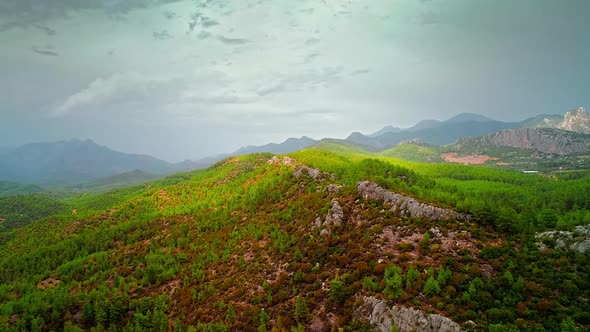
[
  {"x1": 450, "y1": 127, "x2": 590, "y2": 155},
  {"x1": 357, "y1": 181, "x2": 471, "y2": 221}
]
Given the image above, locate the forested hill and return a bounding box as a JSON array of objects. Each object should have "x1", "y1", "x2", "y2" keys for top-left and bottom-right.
[{"x1": 0, "y1": 150, "x2": 589, "y2": 331}]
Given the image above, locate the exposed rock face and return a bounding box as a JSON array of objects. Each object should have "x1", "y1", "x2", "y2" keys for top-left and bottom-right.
[
  {"x1": 451, "y1": 127, "x2": 590, "y2": 155},
  {"x1": 267, "y1": 156, "x2": 295, "y2": 166},
  {"x1": 326, "y1": 184, "x2": 343, "y2": 194},
  {"x1": 560, "y1": 107, "x2": 590, "y2": 134},
  {"x1": 325, "y1": 199, "x2": 344, "y2": 227},
  {"x1": 294, "y1": 165, "x2": 325, "y2": 181},
  {"x1": 525, "y1": 107, "x2": 590, "y2": 134},
  {"x1": 268, "y1": 156, "x2": 334, "y2": 181},
  {"x1": 357, "y1": 181, "x2": 470, "y2": 221},
  {"x1": 356, "y1": 297, "x2": 463, "y2": 332},
  {"x1": 535, "y1": 225, "x2": 590, "y2": 253},
  {"x1": 315, "y1": 199, "x2": 345, "y2": 235}
]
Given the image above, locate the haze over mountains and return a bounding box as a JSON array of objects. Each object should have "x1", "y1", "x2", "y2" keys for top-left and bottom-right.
[
  {"x1": 1, "y1": 107, "x2": 588, "y2": 188},
  {"x1": 0, "y1": 139, "x2": 185, "y2": 186}
]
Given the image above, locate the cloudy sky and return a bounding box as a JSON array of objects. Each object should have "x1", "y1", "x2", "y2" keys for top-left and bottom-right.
[{"x1": 1, "y1": 0, "x2": 589, "y2": 161}]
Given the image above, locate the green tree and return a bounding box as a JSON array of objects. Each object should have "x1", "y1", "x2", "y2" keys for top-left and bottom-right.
[
  {"x1": 538, "y1": 208, "x2": 558, "y2": 228},
  {"x1": 405, "y1": 267, "x2": 421, "y2": 291},
  {"x1": 423, "y1": 276, "x2": 440, "y2": 296},
  {"x1": 258, "y1": 309, "x2": 269, "y2": 332},
  {"x1": 560, "y1": 317, "x2": 577, "y2": 332},
  {"x1": 330, "y1": 278, "x2": 346, "y2": 303},
  {"x1": 225, "y1": 304, "x2": 235, "y2": 323},
  {"x1": 383, "y1": 266, "x2": 403, "y2": 299},
  {"x1": 294, "y1": 297, "x2": 308, "y2": 323},
  {"x1": 30, "y1": 316, "x2": 45, "y2": 332}
]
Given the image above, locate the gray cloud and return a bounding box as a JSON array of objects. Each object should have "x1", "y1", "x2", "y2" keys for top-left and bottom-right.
[
  {"x1": 32, "y1": 46, "x2": 58, "y2": 56},
  {"x1": 0, "y1": 0, "x2": 185, "y2": 30},
  {"x1": 350, "y1": 69, "x2": 371, "y2": 76},
  {"x1": 257, "y1": 80, "x2": 288, "y2": 96},
  {"x1": 305, "y1": 37, "x2": 320, "y2": 46},
  {"x1": 153, "y1": 30, "x2": 172, "y2": 40},
  {"x1": 201, "y1": 17, "x2": 219, "y2": 28},
  {"x1": 216, "y1": 35, "x2": 250, "y2": 45},
  {"x1": 163, "y1": 11, "x2": 177, "y2": 20},
  {"x1": 303, "y1": 53, "x2": 320, "y2": 64},
  {"x1": 187, "y1": 12, "x2": 220, "y2": 33},
  {"x1": 197, "y1": 31, "x2": 211, "y2": 39},
  {"x1": 31, "y1": 23, "x2": 56, "y2": 36}
]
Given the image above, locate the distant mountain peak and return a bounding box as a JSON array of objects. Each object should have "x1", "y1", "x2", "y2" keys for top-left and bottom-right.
[
  {"x1": 560, "y1": 106, "x2": 590, "y2": 133},
  {"x1": 232, "y1": 136, "x2": 317, "y2": 155},
  {"x1": 525, "y1": 106, "x2": 589, "y2": 134},
  {"x1": 368, "y1": 125, "x2": 402, "y2": 137},
  {"x1": 445, "y1": 113, "x2": 495, "y2": 123},
  {"x1": 0, "y1": 139, "x2": 175, "y2": 185}
]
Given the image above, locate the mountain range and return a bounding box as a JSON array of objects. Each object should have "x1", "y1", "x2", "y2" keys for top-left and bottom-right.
[
  {"x1": 450, "y1": 127, "x2": 590, "y2": 156},
  {"x1": 1, "y1": 107, "x2": 588, "y2": 187},
  {"x1": 0, "y1": 139, "x2": 196, "y2": 186}
]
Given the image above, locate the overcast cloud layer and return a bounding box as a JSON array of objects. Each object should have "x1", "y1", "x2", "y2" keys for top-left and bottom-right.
[{"x1": 1, "y1": 0, "x2": 589, "y2": 161}]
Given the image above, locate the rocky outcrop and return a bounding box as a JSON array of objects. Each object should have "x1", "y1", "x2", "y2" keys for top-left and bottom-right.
[
  {"x1": 560, "y1": 107, "x2": 590, "y2": 134},
  {"x1": 357, "y1": 181, "x2": 470, "y2": 221},
  {"x1": 356, "y1": 297, "x2": 463, "y2": 332},
  {"x1": 314, "y1": 199, "x2": 345, "y2": 236},
  {"x1": 535, "y1": 225, "x2": 590, "y2": 253},
  {"x1": 451, "y1": 127, "x2": 590, "y2": 156},
  {"x1": 268, "y1": 156, "x2": 334, "y2": 181},
  {"x1": 326, "y1": 184, "x2": 343, "y2": 194},
  {"x1": 294, "y1": 165, "x2": 323, "y2": 181},
  {"x1": 267, "y1": 156, "x2": 296, "y2": 166}
]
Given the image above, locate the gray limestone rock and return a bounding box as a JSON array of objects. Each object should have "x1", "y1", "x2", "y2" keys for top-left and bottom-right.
[
  {"x1": 356, "y1": 297, "x2": 463, "y2": 332},
  {"x1": 357, "y1": 181, "x2": 471, "y2": 221}
]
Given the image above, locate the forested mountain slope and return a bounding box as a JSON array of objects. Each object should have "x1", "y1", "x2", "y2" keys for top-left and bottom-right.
[{"x1": 0, "y1": 151, "x2": 589, "y2": 331}]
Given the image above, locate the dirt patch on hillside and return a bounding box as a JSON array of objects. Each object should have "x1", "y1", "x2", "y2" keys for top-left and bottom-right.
[
  {"x1": 441, "y1": 152, "x2": 497, "y2": 165},
  {"x1": 37, "y1": 278, "x2": 60, "y2": 289}
]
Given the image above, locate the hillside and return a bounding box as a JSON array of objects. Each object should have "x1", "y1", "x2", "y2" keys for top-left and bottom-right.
[
  {"x1": 0, "y1": 181, "x2": 46, "y2": 196},
  {"x1": 0, "y1": 194, "x2": 68, "y2": 233},
  {"x1": 67, "y1": 170, "x2": 164, "y2": 194},
  {"x1": 379, "y1": 142, "x2": 442, "y2": 163},
  {"x1": 307, "y1": 139, "x2": 370, "y2": 155},
  {"x1": 0, "y1": 151, "x2": 589, "y2": 331}
]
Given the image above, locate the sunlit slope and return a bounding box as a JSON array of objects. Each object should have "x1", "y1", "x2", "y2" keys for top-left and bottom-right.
[
  {"x1": 0, "y1": 151, "x2": 588, "y2": 331},
  {"x1": 379, "y1": 143, "x2": 443, "y2": 163}
]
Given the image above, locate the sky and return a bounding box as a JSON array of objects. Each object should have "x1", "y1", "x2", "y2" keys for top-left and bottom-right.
[{"x1": 1, "y1": 0, "x2": 589, "y2": 161}]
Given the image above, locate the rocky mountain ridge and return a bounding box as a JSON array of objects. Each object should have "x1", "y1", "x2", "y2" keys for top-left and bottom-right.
[
  {"x1": 559, "y1": 107, "x2": 590, "y2": 133},
  {"x1": 450, "y1": 127, "x2": 590, "y2": 155}
]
